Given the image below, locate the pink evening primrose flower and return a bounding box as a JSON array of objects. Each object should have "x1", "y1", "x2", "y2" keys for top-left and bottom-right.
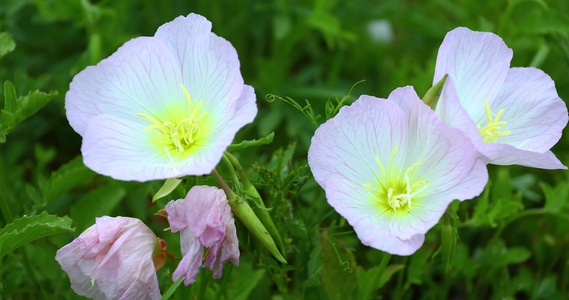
[
  {"x1": 308, "y1": 87, "x2": 488, "y2": 255},
  {"x1": 433, "y1": 27, "x2": 568, "y2": 169},
  {"x1": 55, "y1": 216, "x2": 161, "y2": 300},
  {"x1": 165, "y1": 185, "x2": 239, "y2": 285},
  {"x1": 65, "y1": 13, "x2": 257, "y2": 181}
]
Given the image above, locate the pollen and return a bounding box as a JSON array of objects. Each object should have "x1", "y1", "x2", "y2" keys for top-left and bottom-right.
[
  {"x1": 477, "y1": 98, "x2": 511, "y2": 144},
  {"x1": 368, "y1": 147, "x2": 429, "y2": 214},
  {"x1": 137, "y1": 84, "x2": 208, "y2": 155}
]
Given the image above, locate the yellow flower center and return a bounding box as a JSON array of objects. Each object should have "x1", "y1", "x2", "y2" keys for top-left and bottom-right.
[
  {"x1": 137, "y1": 84, "x2": 208, "y2": 157},
  {"x1": 365, "y1": 146, "x2": 429, "y2": 214},
  {"x1": 477, "y1": 98, "x2": 511, "y2": 144}
]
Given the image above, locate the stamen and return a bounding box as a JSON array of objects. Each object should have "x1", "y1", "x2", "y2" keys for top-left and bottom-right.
[
  {"x1": 389, "y1": 145, "x2": 399, "y2": 169},
  {"x1": 136, "y1": 84, "x2": 208, "y2": 156},
  {"x1": 373, "y1": 151, "x2": 428, "y2": 213},
  {"x1": 478, "y1": 98, "x2": 511, "y2": 144}
]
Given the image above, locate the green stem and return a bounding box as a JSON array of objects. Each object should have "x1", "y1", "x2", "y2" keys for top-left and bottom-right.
[
  {"x1": 161, "y1": 276, "x2": 184, "y2": 300},
  {"x1": 197, "y1": 269, "x2": 210, "y2": 300},
  {"x1": 220, "y1": 154, "x2": 240, "y2": 186},
  {"x1": 376, "y1": 252, "x2": 391, "y2": 281}
]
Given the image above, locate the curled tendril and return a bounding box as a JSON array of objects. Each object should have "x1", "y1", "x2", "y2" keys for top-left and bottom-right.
[
  {"x1": 265, "y1": 94, "x2": 279, "y2": 102},
  {"x1": 325, "y1": 234, "x2": 354, "y2": 273},
  {"x1": 340, "y1": 260, "x2": 354, "y2": 273}
]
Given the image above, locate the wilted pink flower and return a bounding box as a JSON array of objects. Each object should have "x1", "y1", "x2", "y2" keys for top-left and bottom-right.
[
  {"x1": 308, "y1": 88, "x2": 488, "y2": 255},
  {"x1": 433, "y1": 27, "x2": 568, "y2": 169},
  {"x1": 65, "y1": 13, "x2": 257, "y2": 181},
  {"x1": 166, "y1": 185, "x2": 239, "y2": 285},
  {"x1": 55, "y1": 216, "x2": 161, "y2": 300}
]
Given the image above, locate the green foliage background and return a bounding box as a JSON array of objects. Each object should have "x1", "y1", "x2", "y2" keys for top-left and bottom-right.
[{"x1": 1, "y1": 0, "x2": 569, "y2": 299}]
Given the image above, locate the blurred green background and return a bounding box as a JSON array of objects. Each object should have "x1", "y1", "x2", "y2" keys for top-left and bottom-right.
[{"x1": 1, "y1": 0, "x2": 569, "y2": 299}]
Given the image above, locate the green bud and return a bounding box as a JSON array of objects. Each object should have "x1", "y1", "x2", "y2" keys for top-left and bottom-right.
[
  {"x1": 212, "y1": 170, "x2": 287, "y2": 264},
  {"x1": 422, "y1": 74, "x2": 448, "y2": 110}
]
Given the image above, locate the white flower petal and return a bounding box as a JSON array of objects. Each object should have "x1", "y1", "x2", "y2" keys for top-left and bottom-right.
[
  {"x1": 308, "y1": 95, "x2": 409, "y2": 189},
  {"x1": 435, "y1": 76, "x2": 486, "y2": 153},
  {"x1": 483, "y1": 144, "x2": 566, "y2": 169},
  {"x1": 66, "y1": 37, "x2": 184, "y2": 136},
  {"x1": 325, "y1": 177, "x2": 424, "y2": 256},
  {"x1": 488, "y1": 67, "x2": 568, "y2": 152},
  {"x1": 434, "y1": 27, "x2": 512, "y2": 121},
  {"x1": 81, "y1": 114, "x2": 220, "y2": 181},
  {"x1": 154, "y1": 13, "x2": 246, "y2": 125}
]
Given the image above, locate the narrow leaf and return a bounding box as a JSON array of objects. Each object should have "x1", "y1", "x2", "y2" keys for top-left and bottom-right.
[
  {"x1": 227, "y1": 132, "x2": 275, "y2": 151},
  {"x1": 161, "y1": 276, "x2": 184, "y2": 300},
  {"x1": 0, "y1": 212, "x2": 74, "y2": 259},
  {"x1": 153, "y1": 178, "x2": 182, "y2": 202}
]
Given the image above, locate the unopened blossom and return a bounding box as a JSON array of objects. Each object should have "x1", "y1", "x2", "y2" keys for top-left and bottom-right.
[
  {"x1": 308, "y1": 88, "x2": 488, "y2": 255},
  {"x1": 66, "y1": 13, "x2": 257, "y2": 181},
  {"x1": 433, "y1": 27, "x2": 568, "y2": 169},
  {"x1": 55, "y1": 216, "x2": 161, "y2": 300},
  {"x1": 166, "y1": 185, "x2": 239, "y2": 285}
]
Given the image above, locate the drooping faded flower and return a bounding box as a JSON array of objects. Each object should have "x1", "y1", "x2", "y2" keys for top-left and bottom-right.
[
  {"x1": 308, "y1": 88, "x2": 488, "y2": 255},
  {"x1": 66, "y1": 13, "x2": 257, "y2": 181},
  {"x1": 165, "y1": 185, "x2": 239, "y2": 285},
  {"x1": 55, "y1": 216, "x2": 161, "y2": 300},
  {"x1": 433, "y1": 27, "x2": 568, "y2": 169}
]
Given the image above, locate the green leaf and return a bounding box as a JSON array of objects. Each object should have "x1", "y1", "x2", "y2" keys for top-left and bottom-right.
[
  {"x1": 505, "y1": 247, "x2": 532, "y2": 265},
  {"x1": 3, "y1": 81, "x2": 17, "y2": 114},
  {"x1": 0, "y1": 32, "x2": 15, "y2": 59},
  {"x1": 467, "y1": 178, "x2": 524, "y2": 228},
  {"x1": 227, "y1": 132, "x2": 275, "y2": 151},
  {"x1": 0, "y1": 212, "x2": 74, "y2": 259},
  {"x1": 42, "y1": 156, "x2": 96, "y2": 205},
  {"x1": 492, "y1": 168, "x2": 512, "y2": 201},
  {"x1": 540, "y1": 182, "x2": 569, "y2": 213},
  {"x1": 534, "y1": 275, "x2": 557, "y2": 299},
  {"x1": 152, "y1": 178, "x2": 182, "y2": 202},
  {"x1": 1, "y1": 110, "x2": 15, "y2": 129},
  {"x1": 518, "y1": 11, "x2": 569, "y2": 34},
  {"x1": 226, "y1": 263, "x2": 265, "y2": 300},
  {"x1": 405, "y1": 244, "x2": 435, "y2": 289},
  {"x1": 70, "y1": 186, "x2": 126, "y2": 232},
  {"x1": 304, "y1": 243, "x2": 322, "y2": 287},
  {"x1": 15, "y1": 89, "x2": 58, "y2": 124},
  {"x1": 378, "y1": 264, "x2": 406, "y2": 288},
  {"x1": 356, "y1": 255, "x2": 401, "y2": 300}
]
